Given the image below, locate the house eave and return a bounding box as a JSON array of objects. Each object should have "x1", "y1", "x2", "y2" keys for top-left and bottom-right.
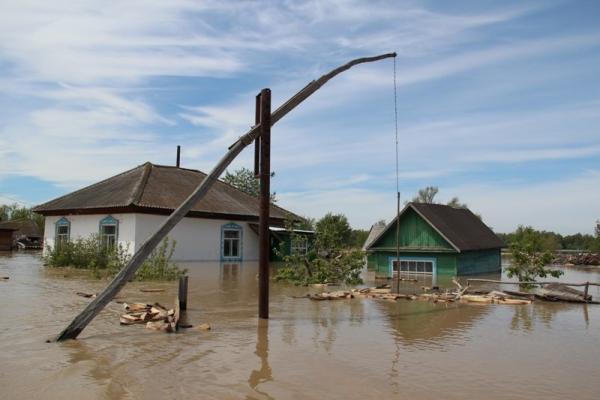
[{"x1": 33, "y1": 205, "x2": 288, "y2": 224}]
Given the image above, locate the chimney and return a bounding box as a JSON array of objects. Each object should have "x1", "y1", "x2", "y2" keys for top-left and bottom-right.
[{"x1": 176, "y1": 145, "x2": 181, "y2": 168}]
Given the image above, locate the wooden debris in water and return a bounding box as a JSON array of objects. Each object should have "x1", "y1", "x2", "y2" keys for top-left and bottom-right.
[
  {"x1": 309, "y1": 290, "x2": 353, "y2": 300},
  {"x1": 535, "y1": 283, "x2": 595, "y2": 303},
  {"x1": 1, "y1": 276, "x2": 9, "y2": 280},
  {"x1": 76, "y1": 292, "x2": 97, "y2": 298},
  {"x1": 119, "y1": 300, "x2": 199, "y2": 333},
  {"x1": 139, "y1": 288, "x2": 166, "y2": 293}
]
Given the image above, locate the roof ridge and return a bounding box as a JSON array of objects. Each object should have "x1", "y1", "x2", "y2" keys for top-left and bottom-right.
[
  {"x1": 129, "y1": 162, "x2": 153, "y2": 205},
  {"x1": 32, "y1": 163, "x2": 149, "y2": 212},
  {"x1": 150, "y1": 163, "x2": 204, "y2": 174}
]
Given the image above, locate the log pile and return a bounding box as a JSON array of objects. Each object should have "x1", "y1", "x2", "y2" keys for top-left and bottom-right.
[
  {"x1": 119, "y1": 301, "x2": 179, "y2": 333},
  {"x1": 554, "y1": 252, "x2": 600, "y2": 266}
]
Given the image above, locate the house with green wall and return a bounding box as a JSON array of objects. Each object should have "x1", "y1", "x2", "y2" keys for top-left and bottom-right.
[{"x1": 364, "y1": 203, "x2": 504, "y2": 279}]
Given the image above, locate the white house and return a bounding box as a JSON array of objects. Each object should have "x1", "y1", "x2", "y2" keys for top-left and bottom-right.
[{"x1": 33, "y1": 162, "x2": 300, "y2": 262}]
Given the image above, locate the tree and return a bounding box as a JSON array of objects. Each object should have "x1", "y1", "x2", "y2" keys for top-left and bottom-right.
[
  {"x1": 276, "y1": 212, "x2": 364, "y2": 286},
  {"x1": 409, "y1": 187, "x2": 470, "y2": 209},
  {"x1": 315, "y1": 213, "x2": 352, "y2": 251},
  {"x1": 411, "y1": 186, "x2": 438, "y2": 203},
  {"x1": 595, "y1": 220, "x2": 600, "y2": 239},
  {"x1": 222, "y1": 167, "x2": 276, "y2": 201},
  {"x1": 506, "y1": 226, "x2": 563, "y2": 287},
  {"x1": 446, "y1": 197, "x2": 468, "y2": 209}
]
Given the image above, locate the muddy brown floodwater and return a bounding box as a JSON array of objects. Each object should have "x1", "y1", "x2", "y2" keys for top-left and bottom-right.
[{"x1": 1, "y1": 252, "x2": 600, "y2": 400}]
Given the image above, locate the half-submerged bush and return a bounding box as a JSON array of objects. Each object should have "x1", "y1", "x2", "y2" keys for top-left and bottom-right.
[
  {"x1": 44, "y1": 235, "x2": 186, "y2": 281},
  {"x1": 275, "y1": 222, "x2": 364, "y2": 286}
]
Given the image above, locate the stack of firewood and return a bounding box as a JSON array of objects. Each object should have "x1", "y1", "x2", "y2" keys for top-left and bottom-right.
[{"x1": 119, "y1": 302, "x2": 179, "y2": 332}]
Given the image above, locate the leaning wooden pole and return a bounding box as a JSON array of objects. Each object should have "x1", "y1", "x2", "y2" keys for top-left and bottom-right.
[
  {"x1": 258, "y1": 89, "x2": 271, "y2": 319},
  {"x1": 52, "y1": 52, "x2": 397, "y2": 341}
]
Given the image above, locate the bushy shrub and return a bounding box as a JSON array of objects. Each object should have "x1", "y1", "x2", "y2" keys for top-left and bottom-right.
[{"x1": 44, "y1": 235, "x2": 185, "y2": 281}]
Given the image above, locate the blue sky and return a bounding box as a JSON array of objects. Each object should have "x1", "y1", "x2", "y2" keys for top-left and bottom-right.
[{"x1": 0, "y1": 0, "x2": 599, "y2": 234}]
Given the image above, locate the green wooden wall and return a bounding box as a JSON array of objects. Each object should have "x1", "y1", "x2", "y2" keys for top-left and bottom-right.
[
  {"x1": 371, "y1": 208, "x2": 454, "y2": 251},
  {"x1": 456, "y1": 248, "x2": 501, "y2": 275},
  {"x1": 367, "y1": 251, "x2": 457, "y2": 277}
]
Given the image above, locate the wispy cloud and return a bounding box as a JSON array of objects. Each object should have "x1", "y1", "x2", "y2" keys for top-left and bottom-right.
[{"x1": 1, "y1": 1, "x2": 599, "y2": 233}]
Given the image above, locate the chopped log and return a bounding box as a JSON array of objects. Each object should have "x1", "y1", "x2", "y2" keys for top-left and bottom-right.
[
  {"x1": 195, "y1": 323, "x2": 212, "y2": 331},
  {"x1": 173, "y1": 297, "x2": 180, "y2": 330},
  {"x1": 124, "y1": 302, "x2": 151, "y2": 312},
  {"x1": 146, "y1": 321, "x2": 169, "y2": 331}
]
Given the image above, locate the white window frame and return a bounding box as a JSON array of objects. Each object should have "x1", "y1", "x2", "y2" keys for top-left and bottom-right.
[{"x1": 99, "y1": 216, "x2": 119, "y2": 248}]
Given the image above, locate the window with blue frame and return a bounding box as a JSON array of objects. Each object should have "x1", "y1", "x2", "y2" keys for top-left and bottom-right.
[
  {"x1": 55, "y1": 217, "x2": 71, "y2": 245},
  {"x1": 99, "y1": 216, "x2": 119, "y2": 248},
  {"x1": 221, "y1": 223, "x2": 242, "y2": 260}
]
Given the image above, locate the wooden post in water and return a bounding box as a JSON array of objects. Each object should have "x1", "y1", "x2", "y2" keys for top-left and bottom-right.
[
  {"x1": 258, "y1": 89, "x2": 271, "y2": 320},
  {"x1": 51, "y1": 52, "x2": 396, "y2": 341},
  {"x1": 584, "y1": 281, "x2": 589, "y2": 303},
  {"x1": 179, "y1": 275, "x2": 188, "y2": 311}
]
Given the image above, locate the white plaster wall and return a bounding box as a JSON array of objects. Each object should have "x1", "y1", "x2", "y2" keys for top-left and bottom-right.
[
  {"x1": 134, "y1": 214, "x2": 259, "y2": 261},
  {"x1": 43, "y1": 214, "x2": 136, "y2": 255}
]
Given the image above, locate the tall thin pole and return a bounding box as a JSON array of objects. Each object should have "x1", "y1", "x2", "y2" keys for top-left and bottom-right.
[
  {"x1": 258, "y1": 88, "x2": 271, "y2": 319},
  {"x1": 176, "y1": 145, "x2": 181, "y2": 168},
  {"x1": 393, "y1": 55, "x2": 401, "y2": 293}
]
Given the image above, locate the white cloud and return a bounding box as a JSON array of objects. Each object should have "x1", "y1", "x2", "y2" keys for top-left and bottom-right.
[
  {"x1": 278, "y1": 170, "x2": 600, "y2": 234},
  {"x1": 443, "y1": 170, "x2": 600, "y2": 235}
]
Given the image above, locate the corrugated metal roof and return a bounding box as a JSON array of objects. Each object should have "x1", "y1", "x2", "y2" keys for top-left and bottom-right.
[
  {"x1": 33, "y1": 162, "x2": 294, "y2": 221},
  {"x1": 366, "y1": 202, "x2": 504, "y2": 252}
]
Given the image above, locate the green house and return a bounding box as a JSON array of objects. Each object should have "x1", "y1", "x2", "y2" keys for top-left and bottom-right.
[{"x1": 364, "y1": 203, "x2": 504, "y2": 278}]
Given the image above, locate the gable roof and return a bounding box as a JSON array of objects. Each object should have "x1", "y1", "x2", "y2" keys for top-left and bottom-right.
[
  {"x1": 32, "y1": 162, "x2": 295, "y2": 222},
  {"x1": 365, "y1": 202, "x2": 504, "y2": 252},
  {"x1": 362, "y1": 223, "x2": 386, "y2": 251}
]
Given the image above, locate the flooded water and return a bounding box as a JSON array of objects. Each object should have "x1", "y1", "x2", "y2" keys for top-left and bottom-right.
[{"x1": 1, "y1": 252, "x2": 599, "y2": 400}]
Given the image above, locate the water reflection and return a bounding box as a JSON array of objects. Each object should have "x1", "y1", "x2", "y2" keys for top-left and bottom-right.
[
  {"x1": 247, "y1": 319, "x2": 273, "y2": 400},
  {"x1": 375, "y1": 300, "x2": 491, "y2": 347}
]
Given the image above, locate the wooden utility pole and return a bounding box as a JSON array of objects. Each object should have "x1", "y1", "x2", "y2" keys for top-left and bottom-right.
[
  {"x1": 52, "y1": 52, "x2": 396, "y2": 341},
  {"x1": 258, "y1": 89, "x2": 271, "y2": 319}
]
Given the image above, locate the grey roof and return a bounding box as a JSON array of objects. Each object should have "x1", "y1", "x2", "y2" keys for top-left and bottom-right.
[
  {"x1": 33, "y1": 162, "x2": 295, "y2": 221},
  {"x1": 366, "y1": 202, "x2": 504, "y2": 252},
  {"x1": 362, "y1": 223, "x2": 386, "y2": 250}
]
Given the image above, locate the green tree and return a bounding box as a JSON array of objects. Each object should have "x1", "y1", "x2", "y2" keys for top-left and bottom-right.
[
  {"x1": 222, "y1": 167, "x2": 276, "y2": 201},
  {"x1": 315, "y1": 213, "x2": 352, "y2": 251},
  {"x1": 506, "y1": 226, "x2": 563, "y2": 287},
  {"x1": 595, "y1": 220, "x2": 600, "y2": 239}
]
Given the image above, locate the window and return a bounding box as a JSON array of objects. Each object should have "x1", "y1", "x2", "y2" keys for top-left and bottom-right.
[
  {"x1": 99, "y1": 216, "x2": 118, "y2": 248},
  {"x1": 55, "y1": 217, "x2": 70, "y2": 245},
  {"x1": 291, "y1": 236, "x2": 308, "y2": 255},
  {"x1": 221, "y1": 223, "x2": 242, "y2": 260},
  {"x1": 392, "y1": 259, "x2": 434, "y2": 275}
]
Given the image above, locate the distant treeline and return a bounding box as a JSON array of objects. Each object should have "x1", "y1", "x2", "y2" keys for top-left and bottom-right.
[{"x1": 497, "y1": 224, "x2": 600, "y2": 252}]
